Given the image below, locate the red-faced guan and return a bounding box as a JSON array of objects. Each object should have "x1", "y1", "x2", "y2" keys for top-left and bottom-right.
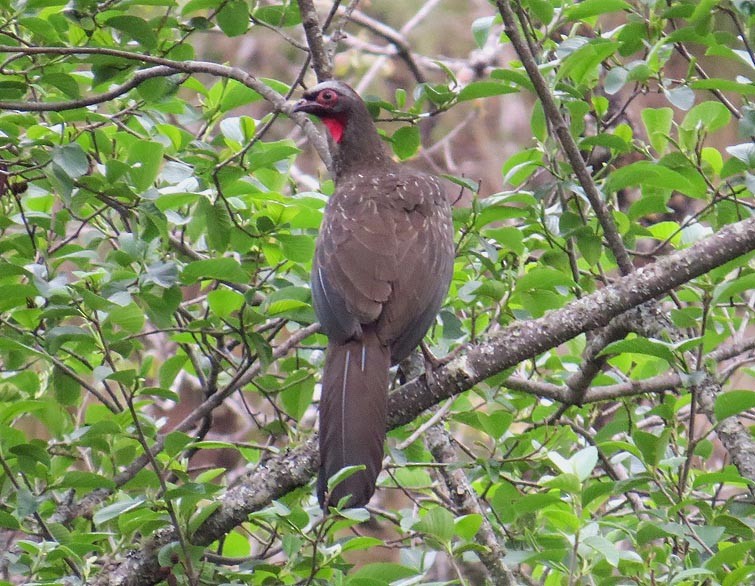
[{"x1": 293, "y1": 81, "x2": 454, "y2": 509}]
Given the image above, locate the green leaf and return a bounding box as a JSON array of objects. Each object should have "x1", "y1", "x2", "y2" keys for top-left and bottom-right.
[
  {"x1": 557, "y1": 40, "x2": 619, "y2": 85},
  {"x1": 165, "y1": 431, "x2": 194, "y2": 456},
  {"x1": 181, "y1": 258, "x2": 249, "y2": 283},
  {"x1": 457, "y1": 81, "x2": 518, "y2": 102},
  {"x1": 391, "y1": 125, "x2": 420, "y2": 160},
  {"x1": 528, "y1": 0, "x2": 555, "y2": 23},
  {"x1": 46, "y1": 326, "x2": 95, "y2": 354},
  {"x1": 11, "y1": 442, "x2": 50, "y2": 470},
  {"x1": 664, "y1": 85, "x2": 695, "y2": 110},
  {"x1": 220, "y1": 80, "x2": 262, "y2": 112},
  {"x1": 726, "y1": 142, "x2": 755, "y2": 167},
  {"x1": 583, "y1": 535, "x2": 621, "y2": 567},
  {"x1": 501, "y1": 147, "x2": 543, "y2": 185},
  {"x1": 106, "y1": 303, "x2": 145, "y2": 334},
  {"x1": 192, "y1": 441, "x2": 236, "y2": 450},
  {"x1": 693, "y1": 468, "x2": 749, "y2": 489},
  {"x1": 247, "y1": 141, "x2": 300, "y2": 170},
  {"x1": 280, "y1": 373, "x2": 313, "y2": 421},
  {"x1": 248, "y1": 332, "x2": 273, "y2": 369},
  {"x1": 670, "y1": 569, "x2": 716, "y2": 584},
  {"x1": 105, "y1": 16, "x2": 157, "y2": 49},
  {"x1": 137, "y1": 77, "x2": 178, "y2": 102},
  {"x1": 349, "y1": 563, "x2": 418, "y2": 582},
  {"x1": 182, "y1": 0, "x2": 218, "y2": 14},
  {"x1": 633, "y1": 429, "x2": 669, "y2": 468},
  {"x1": 341, "y1": 536, "x2": 383, "y2": 553},
  {"x1": 573, "y1": 446, "x2": 599, "y2": 481},
  {"x1": 220, "y1": 116, "x2": 247, "y2": 145},
  {"x1": 576, "y1": 229, "x2": 602, "y2": 265},
  {"x1": 690, "y1": 79, "x2": 755, "y2": 95},
  {"x1": 138, "y1": 387, "x2": 179, "y2": 402},
  {"x1": 604, "y1": 66, "x2": 628, "y2": 94},
  {"x1": 277, "y1": 234, "x2": 314, "y2": 262},
  {"x1": 549, "y1": 447, "x2": 598, "y2": 481},
  {"x1": 706, "y1": 540, "x2": 755, "y2": 570},
  {"x1": 712, "y1": 272, "x2": 755, "y2": 304},
  {"x1": 641, "y1": 107, "x2": 673, "y2": 154},
  {"x1": 442, "y1": 174, "x2": 479, "y2": 194},
  {"x1": 514, "y1": 493, "x2": 563, "y2": 516},
  {"x1": 600, "y1": 337, "x2": 677, "y2": 365},
  {"x1": 477, "y1": 410, "x2": 512, "y2": 439},
  {"x1": 454, "y1": 514, "x2": 483, "y2": 540},
  {"x1": 515, "y1": 267, "x2": 574, "y2": 292},
  {"x1": 52, "y1": 143, "x2": 88, "y2": 179},
  {"x1": 543, "y1": 470, "x2": 582, "y2": 495},
  {"x1": 0, "y1": 510, "x2": 20, "y2": 530},
  {"x1": 207, "y1": 288, "x2": 244, "y2": 319},
  {"x1": 93, "y1": 498, "x2": 146, "y2": 526},
  {"x1": 217, "y1": 0, "x2": 249, "y2": 37},
  {"x1": 565, "y1": 0, "x2": 631, "y2": 20},
  {"x1": 60, "y1": 471, "x2": 116, "y2": 490},
  {"x1": 204, "y1": 199, "x2": 232, "y2": 252},
  {"x1": 605, "y1": 160, "x2": 707, "y2": 198},
  {"x1": 689, "y1": 0, "x2": 721, "y2": 24},
  {"x1": 155, "y1": 192, "x2": 199, "y2": 212},
  {"x1": 19, "y1": 16, "x2": 61, "y2": 44},
  {"x1": 40, "y1": 73, "x2": 81, "y2": 99},
  {"x1": 723, "y1": 568, "x2": 755, "y2": 586},
  {"x1": 254, "y1": 3, "x2": 301, "y2": 27},
  {"x1": 0, "y1": 400, "x2": 47, "y2": 424},
  {"x1": 417, "y1": 506, "x2": 454, "y2": 542},
  {"x1": 714, "y1": 390, "x2": 755, "y2": 421},
  {"x1": 326, "y1": 465, "x2": 365, "y2": 496},
  {"x1": 471, "y1": 16, "x2": 496, "y2": 49},
  {"x1": 485, "y1": 226, "x2": 524, "y2": 255},
  {"x1": 681, "y1": 101, "x2": 731, "y2": 133},
  {"x1": 52, "y1": 366, "x2": 80, "y2": 406},
  {"x1": 339, "y1": 507, "x2": 370, "y2": 523},
  {"x1": 128, "y1": 140, "x2": 164, "y2": 192}
]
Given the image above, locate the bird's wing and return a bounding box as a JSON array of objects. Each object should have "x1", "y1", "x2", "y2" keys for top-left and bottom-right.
[
  {"x1": 312, "y1": 172, "x2": 454, "y2": 360},
  {"x1": 312, "y1": 175, "x2": 399, "y2": 343},
  {"x1": 376, "y1": 173, "x2": 455, "y2": 362}
]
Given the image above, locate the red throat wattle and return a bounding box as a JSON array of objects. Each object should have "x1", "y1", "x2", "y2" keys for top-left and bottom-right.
[{"x1": 322, "y1": 117, "x2": 345, "y2": 143}]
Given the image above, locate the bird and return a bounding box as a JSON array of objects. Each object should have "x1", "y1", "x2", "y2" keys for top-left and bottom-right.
[{"x1": 293, "y1": 81, "x2": 455, "y2": 509}]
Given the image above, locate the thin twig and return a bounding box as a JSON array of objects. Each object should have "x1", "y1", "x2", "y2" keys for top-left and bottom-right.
[
  {"x1": 297, "y1": 0, "x2": 332, "y2": 82},
  {"x1": 495, "y1": 1, "x2": 634, "y2": 276},
  {"x1": 0, "y1": 45, "x2": 331, "y2": 166}
]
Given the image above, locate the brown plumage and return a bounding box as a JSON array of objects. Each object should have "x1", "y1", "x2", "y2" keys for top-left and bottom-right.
[{"x1": 293, "y1": 81, "x2": 454, "y2": 509}]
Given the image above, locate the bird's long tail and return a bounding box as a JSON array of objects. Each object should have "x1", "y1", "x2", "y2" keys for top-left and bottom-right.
[{"x1": 317, "y1": 329, "x2": 390, "y2": 509}]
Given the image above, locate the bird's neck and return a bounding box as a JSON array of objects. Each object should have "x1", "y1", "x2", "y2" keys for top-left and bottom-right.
[{"x1": 330, "y1": 108, "x2": 396, "y2": 181}]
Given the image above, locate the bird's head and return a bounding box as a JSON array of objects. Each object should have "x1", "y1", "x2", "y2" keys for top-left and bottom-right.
[{"x1": 292, "y1": 81, "x2": 366, "y2": 144}]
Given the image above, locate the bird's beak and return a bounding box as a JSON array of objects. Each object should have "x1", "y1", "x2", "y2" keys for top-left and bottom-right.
[{"x1": 292, "y1": 98, "x2": 315, "y2": 114}]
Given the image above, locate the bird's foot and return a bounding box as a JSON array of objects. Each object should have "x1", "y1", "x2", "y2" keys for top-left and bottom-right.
[{"x1": 420, "y1": 342, "x2": 461, "y2": 386}]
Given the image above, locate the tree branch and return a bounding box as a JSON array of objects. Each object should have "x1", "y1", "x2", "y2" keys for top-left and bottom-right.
[
  {"x1": 426, "y1": 425, "x2": 516, "y2": 586},
  {"x1": 495, "y1": 0, "x2": 635, "y2": 276},
  {"x1": 91, "y1": 215, "x2": 755, "y2": 585},
  {"x1": 48, "y1": 323, "x2": 321, "y2": 526},
  {"x1": 297, "y1": 0, "x2": 332, "y2": 82},
  {"x1": 0, "y1": 45, "x2": 332, "y2": 168},
  {"x1": 696, "y1": 376, "x2": 755, "y2": 485},
  {"x1": 346, "y1": 10, "x2": 427, "y2": 83},
  {"x1": 389, "y1": 216, "x2": 755, "y2": 427},
  {"x1": 0, "y1": 65, "x2": 178, "y2": 112}
]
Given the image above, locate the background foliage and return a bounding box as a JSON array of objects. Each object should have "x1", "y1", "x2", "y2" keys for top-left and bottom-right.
[{"x1": 1, "y1": 0, "x2": 755, "y2": 584}]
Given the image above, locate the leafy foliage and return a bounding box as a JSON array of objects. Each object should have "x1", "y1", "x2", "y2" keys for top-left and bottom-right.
[{"x1": 0, "y1": 0, "x2": 754, "y2": 584}]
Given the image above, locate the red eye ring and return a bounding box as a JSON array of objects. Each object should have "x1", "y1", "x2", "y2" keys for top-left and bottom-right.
[{"x1": 317, "y1": 90, "x2": 338, "y2": 104}]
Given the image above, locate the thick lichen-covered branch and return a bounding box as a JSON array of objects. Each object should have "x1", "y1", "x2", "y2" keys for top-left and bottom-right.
[{"x1": 93, "y1": 215, "x2": 755, "y2": 586}]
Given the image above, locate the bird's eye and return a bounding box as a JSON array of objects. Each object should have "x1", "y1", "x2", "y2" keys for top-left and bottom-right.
[{"x1": 318, "y1": 90, "x2": 338, "y2": 104}]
